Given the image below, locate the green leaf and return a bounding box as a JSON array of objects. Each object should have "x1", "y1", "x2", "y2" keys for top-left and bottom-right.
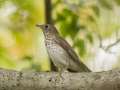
[
  {"x1": 86, "y1": 33, "x2": 93, "y2": 44},
  {"x1": 99, "y1": 0, "x2": 113, "y2": 10},
  {"x1": 0, "y1": 47, "x2": 16, "y2": 69},
  {"x1": 11, "y1": 0, "x2": 34, "y2": 10},
  {"x1": 91, "y1": 5, "x2": 100, "y2": 16},
  {"x1": 56, "y1": 9, "x2": 80, "y2": 38},
  {"x1": 74, "y1": 39, "x2": 86, "y2": 57},
  {"x1": 0, "y1": 0, "x2": 6, "y2": 8},
  {"x1": 115, "y1": 0, "x2": 120, "y2": 5},
  {"x1": 52, "y1": 0, "x2": 61, "y2": 8}
]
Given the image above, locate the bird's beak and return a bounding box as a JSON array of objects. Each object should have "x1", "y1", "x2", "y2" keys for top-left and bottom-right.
[{"x1": 36, "y1": 24, "x2": 44, "y2": 29}]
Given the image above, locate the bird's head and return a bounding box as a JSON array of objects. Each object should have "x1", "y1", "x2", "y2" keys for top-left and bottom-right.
[{"x1": 36, "y1": 24, "x2": 59, "y2": 38}]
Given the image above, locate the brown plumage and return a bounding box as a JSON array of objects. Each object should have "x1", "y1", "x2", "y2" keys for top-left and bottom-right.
[{"x1": 36, "y1": 24, "x2": 91, "y2": 72}]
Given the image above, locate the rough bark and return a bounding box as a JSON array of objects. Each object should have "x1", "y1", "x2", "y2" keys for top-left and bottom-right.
[{"x1": 0, "y1": 68, "x2": 120, "y2": 90}]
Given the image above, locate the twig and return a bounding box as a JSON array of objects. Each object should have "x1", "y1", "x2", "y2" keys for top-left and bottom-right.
[
  {"x1": 105, "y1": 38, "x2": 120, "y2": 51},
  {"x1": 97, "y1": 32, "x2": 120, "y2": 52}
]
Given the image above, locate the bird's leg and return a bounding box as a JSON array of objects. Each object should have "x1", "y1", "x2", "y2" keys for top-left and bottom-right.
[
  {"x1": 57, "y1": 67, "x2": 68, "y2": 80},
  {"x1": 55, "y1": 68, "x2": 65, "y2": 82},
  {"x1": 58, "y1": 68, "x2": 64, "y2": 80}
]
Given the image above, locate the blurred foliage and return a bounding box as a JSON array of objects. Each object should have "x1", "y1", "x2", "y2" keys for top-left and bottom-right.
[
  {"x1": 55, "y1": 8, "x2": 80, "y2": 37},
  {"x1": 99, "y1": 0, "x2": 113, "y2": 10},
  {"x1": 115, "y1": 0, "x2": 120, "y2": 5},
  {"x1": 0, "y1": 46, "x2": 16, "y2": 69},
  {"x1": 0, "y1": 0, "x2": 120, "y2": 71},
  {"x1": 53, "y1": 0, "x2": 120, "y2": 58},
  {"x1": 0, "y1": 0, "x2": 5, "y2": 8}
]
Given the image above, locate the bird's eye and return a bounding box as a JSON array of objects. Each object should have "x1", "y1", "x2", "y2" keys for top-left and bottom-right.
[{"x1": 45, "y1": 25, "x2": 48, "y2": 29}]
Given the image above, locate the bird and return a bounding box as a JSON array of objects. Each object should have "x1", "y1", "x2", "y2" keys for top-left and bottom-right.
[{"x1": 36, "y1": 24, "x2": 91, "y2": 72}]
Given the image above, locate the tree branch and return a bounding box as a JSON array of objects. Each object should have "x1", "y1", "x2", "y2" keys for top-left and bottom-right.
[
  {"x1": 105, "y1": 38, "x2": 120, "y2": 51},
  {"x1": 44, "y1": 0, "x2": 52, "y2": 24},
  {"x1": 0, "y1": 68, "x2": 120, "y2": 90},
  {"x1": 97, "y1": 32, "x2": 120, "y2": 53}
]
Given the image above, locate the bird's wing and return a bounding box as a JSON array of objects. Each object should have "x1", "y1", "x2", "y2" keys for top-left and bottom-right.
[{"x1": 55, "y1": 36, "x2": 91, "y2": 72}]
